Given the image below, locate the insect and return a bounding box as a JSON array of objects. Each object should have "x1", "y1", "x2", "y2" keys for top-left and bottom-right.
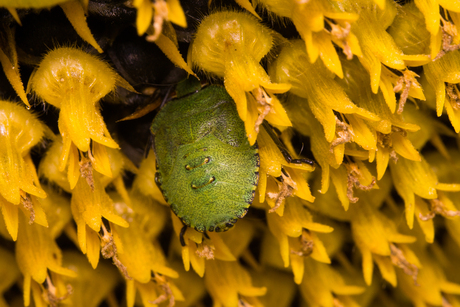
[{"x1": 151, "y1": 78, "x2": 260, "y2": 243}]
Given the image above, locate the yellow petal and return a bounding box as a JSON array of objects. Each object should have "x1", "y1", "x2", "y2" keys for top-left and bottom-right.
[
  {"x1": 300, "y1": 258, "x2": 364, "y2": 305},
  {"x1": 373, "y1": 254, "x2": 397, "y2": 286},
  {"x1": 16, "y1": 214, "x2": 76, "y2": 285},
  {"x1": 346, "y1": 114, "x2": 377, "y2": 150},
  {"x1": 0, "y1": 101, "x2": 46, "y2": 204},
  {"x1": 414, "y1": 197, "x2": 435, "y2": 243},
  {"x1": 390, "y1": 157, "x2": 438, "y2": 228},
  {"x1": 390, "y1": 132, "x2": 421, "y2": 161},
  {"x1": 167, "y1": 0, "x2": 187, "y2": 27},
  {"x1": 0, "y1": 38, "x2": 29, "y2": 107},
  {"x1": 313, "y1": 31, "x2": 343, "y2": 78},
  {"x1": 61, "y1": 251, "x2": 120, "y2": 307},
  {"x1": 424, "y1": 50, "x2": 460, "y2": 116},
  {"x1": 0, "y1": 197, "x2": 18, "y2": 241},
  {"x1": 205, "y1": 260, "x2": 266, "y2": 307},
  {"x1": 262, "y1": 94, "x2": 292, "y2": 127},
  {"x1": 154, "y1": 33, "x2": 197, "y2": 77},
  {"x1": 60, "y1": 1, "x2": 103, "y2": 53}
]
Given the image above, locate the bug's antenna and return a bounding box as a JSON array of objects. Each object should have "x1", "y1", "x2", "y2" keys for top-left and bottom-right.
[
  {"x1": 179, "y1": 225, "x2": 187, "y2": 247},
  {"x1": 145, "y1": 134, "x2": 154, "y2": 158}
]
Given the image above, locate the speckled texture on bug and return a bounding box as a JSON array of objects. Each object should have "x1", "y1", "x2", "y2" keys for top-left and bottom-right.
[{"x1": 151, "y1": 85, "x2": 259, "y2": 232}]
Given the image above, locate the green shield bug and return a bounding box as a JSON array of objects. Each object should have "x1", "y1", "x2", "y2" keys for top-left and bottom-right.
[{"x1": 151, "y1": 78, "x2": 260, "y2": 243}]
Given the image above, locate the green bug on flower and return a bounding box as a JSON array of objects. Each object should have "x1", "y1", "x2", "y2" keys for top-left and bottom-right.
[{"x1": 151, "y1": 78, "x2": 260, "y2": 244}]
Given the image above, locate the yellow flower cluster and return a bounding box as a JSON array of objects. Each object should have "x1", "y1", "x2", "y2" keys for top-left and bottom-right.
[{"x1": 1, "y1": 0, "x2": 460, "y2": 306}]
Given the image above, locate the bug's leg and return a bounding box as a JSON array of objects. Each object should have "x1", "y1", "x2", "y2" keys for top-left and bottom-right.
[
  {"x1": 262, "y1": 121, "x2": 315, "y2": 166},
  {"x1": 175, "y1": 76, "x2": 201, "y2": 98},
  {"x1": 179, "y1": 225, "x2": 187, "y2": 247},
  {"x1": 203, "y1": 231, "x2": 210, "y2": 240},
  {"x1": 159, "y1": 84, "x2": 174, "y2": 109}
]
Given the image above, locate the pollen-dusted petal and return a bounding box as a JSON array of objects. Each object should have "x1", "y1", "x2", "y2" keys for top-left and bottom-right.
[
  {"x1": 288, "y1": 237, "x2": 306, "y2": 284},
  {"x1": 271, "y1": 40, "x2": 380, "y2": 142},
  {"x1": 114, "y1": 220, "x2": 178, "y2": 283},
  {"x1": 210, "y1": 220, "x2": 256, "y2": 260},
  {"x1": 171, "y1": 214, "x2": 206, "y2": 275},
  {"x1": 267, "y1": 197, "x2": 333, "y2": 267},
  {"x1": 397, "y1": 247, "x2": 460, "y2": 306},
  {"x1": 257, "y1": 0, "x2": 362, "y2": 77},
  {"x1": 0, "y1": 101, "x2": 46, "y2": 205},
  {"x1": 403, "y1": 104, "x2": 453, "y2": 153},
  {"x1": 167, "y1": 261, "x2": 206, "y2": 307},
  {"x1": 340, "y1": 0, "x2": 408, "y2": 93},
  {"x1": 90, "y1": 142, "x2": 112, "y2": 178},
  {"x1": 308, "y1": 231, "x2": 331, "y2": 264},
  {"x1": 390, "y1": 157, "x2": 438, "y2": 228},
  {"x1": 132, "y1": 152, "x2": 166, "y2": 204},
  {"x1": 312, "y1": 30, "x2": 344, "y2": 78},
  {"x1": 29, "y1": 47, "x2": 126, "y2": 155},
  {"x1": 39, "y1": 138, "x2": 72, "y2": 192},
  {"x1": 424, "y1": 50, "x2": 460, "y2": 117},
  {"x1": 283, "y1": 95, "x2": 344, "y2": 194},
  {"x1": 261, "y1": 93, "x2": 292, "y2": 127},
  {"x1": 390, "y1": 132, "x2": 421, "y2": 161},
  {"x1": 257, "y1": 126, "x2": 287, "y2": 178},
  {"x1": 244, "y1": 94, "x2": 259, "y2": 145},
  {"x1": 306, "y1": 178, "x2": 354, "y2": 222},
  {"x1": 269, "y1": 197, "x2": 334, "y2": 237},
  {"x1": 300, "y1": 258, "x2": 364, "y2": 306},
  {"x1": 372, "y1": 254, "x2": 397, "y2": 286},
  {"x1": 251, "y1": 268, "x2": 296, "y2": 307},
  {"x1": 414, "y1": 197, "x2": 435, "y2": 243},
  {"x1": 61, "y1": 251, "x2": 120, "y2": 307},
  {"x1": 85, "y1": 227, "x2": 101, "y2": 269},
  {"x1": 338, "y1": 55, "x2": 421, "y2": 134},
  {"x1": 134, "y1": 279, "x2": 184, "y2": 306},
  {"x1": 388, "y1": 2, "x2": 432, "y2": 56},
  {"x1": 350, "y1": 202, "x2": 418, "y2": 285},
  {"x1": 284, "y1": 167, "x2": 315, "y2": 202},
  {"x1": 126, "y1": 195, "x2": 168, "y2": 242},
  {"x1": 205, "y1": 260, "x2": 266, "y2": 307},
  {"x1": 350, "y1": 201, "x2": 415, "y2": 257},
  {"x1": 375, "y1": 144, "x2": 390, "y2": 180},
  {"x1": 329, "y1": 166, "x2": 351, "y2": 210},
  {"x1": 414, "y1": 0, "x2": 440, "y2": 46},
  {"x1": 15, "y1": 214, "x2": 76, "y2": 287},
  {"x1": 191, "y1": 11, "x2": 289, "y2": 141},
  {"x1": 206, "y1": 233, "x2": 236, "y2": 261},
  {"x1": 257, "y1": 124, "x2": 314, "y2": 206},
  {"x1": 439, "y1": 0, "x2": 460, "y2": 11},
  {"x1": 191, "y1": 9, "x2": 273, "y2": 79},
  {"x1": 345, "y1": 114, "x2": 377, "y2": 150},
  {"x1": 73, "y1": 177, "x2": 129, "y2": 232},
  {"x1": 188, "y1": 243, "x2": 205, "y2": 277}
]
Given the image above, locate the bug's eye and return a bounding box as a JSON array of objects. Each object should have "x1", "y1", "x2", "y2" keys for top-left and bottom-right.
[
  {"x1": 191, "y1": 176, "x2": 216, "y2": 189},
  {"x1": 185, "y1": 156, "x2": 211, "y2": 170}
]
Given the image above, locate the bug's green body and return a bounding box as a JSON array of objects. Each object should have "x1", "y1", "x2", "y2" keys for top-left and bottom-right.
[{"x1": 151, "y1": 84, "x2": 259, "y2": 232}]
